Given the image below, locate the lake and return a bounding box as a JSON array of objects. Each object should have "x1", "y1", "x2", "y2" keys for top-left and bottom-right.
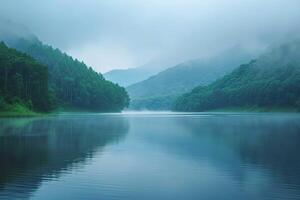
[{"x1": 0, "y1": 112, "x2": 300, "y2": 200}]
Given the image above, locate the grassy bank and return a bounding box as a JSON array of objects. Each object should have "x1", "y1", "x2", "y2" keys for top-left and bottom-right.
[
  {"x1": 0, "y1": 104, "x2": 122, "y2": 118},
  {"x1": 0, "y1": 103, "x2": 42, "y2": 117}
]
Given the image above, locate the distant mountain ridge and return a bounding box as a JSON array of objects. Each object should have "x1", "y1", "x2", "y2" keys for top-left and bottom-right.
[
  {"x1": 104, "y1": 66, "x2": 158, "y2": 87},
  {"x1": 126, "y1": 46, "x2": 258, "y2": 110},
  {"x1": 104, "y1": 59, "x2": 179, "y2": 87}
]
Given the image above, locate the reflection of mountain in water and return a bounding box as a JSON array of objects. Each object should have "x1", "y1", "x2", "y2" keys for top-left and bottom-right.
[
  {"x1": 0, "y1": 115, "x2": 129, "y2": 199},
  {"x1": 178, "y1": 114, "x2": 300, "y2": 186}
]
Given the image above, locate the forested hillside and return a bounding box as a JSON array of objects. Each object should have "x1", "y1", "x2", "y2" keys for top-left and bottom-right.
[
  {"x1": 6, "y1": 37, "x2": 129, "y2": 112},
  {"x1": 174, "y1": 41, "x2": 300, "y2": 111},
  {"x1": 0, "y1": 42, "x2": 52, "y2": 112},
  {"x1": 127, "y1": 47, "x2": 255, "y2": 110}
]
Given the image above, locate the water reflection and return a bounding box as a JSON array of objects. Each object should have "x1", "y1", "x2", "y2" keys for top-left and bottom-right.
[
  {"x1": 0, "y1": 114, "x2": 129, "y2": 199},
  {"x1": 177, "y1": 114, "x2": 300, "y2": 198},
  {"x1": 1, "y1": 113, "x2": 300, "y2": 200},
  {"x1": 120, "y1": 114, "x2": 300, "y2": 199}
]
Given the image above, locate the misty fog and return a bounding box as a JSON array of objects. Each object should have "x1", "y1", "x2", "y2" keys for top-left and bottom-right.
[{"x1": 1, "y1": 0, "x2": 300, "y2": 72}]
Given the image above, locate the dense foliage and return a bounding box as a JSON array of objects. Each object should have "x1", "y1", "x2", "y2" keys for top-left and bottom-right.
[
  {"x1": 0, "y1": 42, "x2": 52, "y2": 112},
  {"x1": 127, "y1": 47, "x2": 253, "y2": 110},
  {"x1": 174, "y1": 42, "x2": 300, "y2": 111},
  {"x1": 9, "y1": 38, "x2": 129, "y2": 111}
]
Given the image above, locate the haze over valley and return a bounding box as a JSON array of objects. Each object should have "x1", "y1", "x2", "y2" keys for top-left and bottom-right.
[
  {"x1": 1, "y1": 0, "x2": 300, "y2": 112},
  {"x1": 1, "y1": 1, "x2": 300, "y2": 200}
]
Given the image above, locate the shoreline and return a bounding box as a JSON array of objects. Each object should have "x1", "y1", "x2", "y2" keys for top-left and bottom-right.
[
  {"x1": 1, "y1": 106, "x2": 299, "y2": 118},
  {"x1": 0, "y1": 108, "x2": 124, "y2": 118}
]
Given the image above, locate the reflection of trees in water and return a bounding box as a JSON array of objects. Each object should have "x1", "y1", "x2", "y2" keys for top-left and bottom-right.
[
  {"x1": 0, "y1": 115, "x2": 129, "y2": 199},
  {"x1": 178, "y1": 114, "x2": 300, "y2": 186}
]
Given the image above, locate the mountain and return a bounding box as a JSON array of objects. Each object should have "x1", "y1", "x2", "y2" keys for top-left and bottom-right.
[
  {"x1": 0, "y1": 21, "x2": 129, "y2": 112},
  {"x1": 127, "y1": 47, "x2": 256, "y2": 110},
  {"x1": 104, "y1": 65, "x2": 157, "y2": 87},
  {"x1": 0, "y1": 42, "x2": 52, "y2": 112},
  {"x1": 103, "y1": 59, "x2": 179, "y2": 87},
  {"x1": 174, "y1": 41, "x2": 300, "y2": 111}
]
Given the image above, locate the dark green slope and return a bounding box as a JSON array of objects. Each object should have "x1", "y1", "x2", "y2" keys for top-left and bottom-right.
[
  {"x1": 174, "y1": 41, "x2": 300, "y2": 111},
  {"x1": 6, "y1": 37, "x2": 129, "y2": 112},
  {"x1": 127, "y1": 47, "x2": 254, "y2": 110},
  {"x1": 0, "y1": 42, "x2": 52, "y2": 112}
]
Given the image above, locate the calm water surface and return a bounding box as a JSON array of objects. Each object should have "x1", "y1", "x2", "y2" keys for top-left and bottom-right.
[{"x1": 1, "y1": 112, "x2": 300, "y2": 200}]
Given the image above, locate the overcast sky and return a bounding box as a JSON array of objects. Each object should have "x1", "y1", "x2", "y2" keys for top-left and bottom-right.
[{"x1": 1, "y1": 0, "x2": 300, "y2": 72}]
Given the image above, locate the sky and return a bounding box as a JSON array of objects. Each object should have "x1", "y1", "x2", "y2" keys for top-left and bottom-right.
[{"x1": 1, "y1": 0, "x2": 300, "y2": 72}]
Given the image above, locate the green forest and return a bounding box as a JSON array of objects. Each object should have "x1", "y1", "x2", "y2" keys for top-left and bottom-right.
[
  {"x1": 174, "y1": 41, "x2": 300, "y2": 112},
  {"x1": 0, "y1": 42, "x2": 52, "y2": 113},
  {"x1": 0, "y1": 38, "x2": 130, "y2": 114},
  {"x1": 10, "y1": 38, "x2": 129, "y2": 112}
]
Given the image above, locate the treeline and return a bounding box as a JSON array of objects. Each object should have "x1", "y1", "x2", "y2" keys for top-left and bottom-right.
[
  {"x1": 7, "y1": 37, "x2": 129, "y2": 112},
  {"x1": 0, "y1": 42, "x2": 52, "y2": 112},
  {"x1": 174, "y1": 41, "x2": 300, "y2": 111}
]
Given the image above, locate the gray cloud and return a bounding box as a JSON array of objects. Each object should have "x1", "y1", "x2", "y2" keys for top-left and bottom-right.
[{"x1": 1, "y1": 0, "x2": 300, "y2": 72}]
